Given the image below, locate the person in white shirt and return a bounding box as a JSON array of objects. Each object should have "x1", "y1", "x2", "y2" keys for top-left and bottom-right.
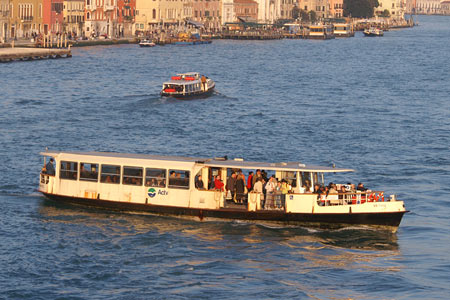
[{"x1": 264, "y1": 176, "x2": 276, "y2": 209}]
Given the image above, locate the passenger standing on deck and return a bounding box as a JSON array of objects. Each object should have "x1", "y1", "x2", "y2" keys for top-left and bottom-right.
[
  {"x1": 226, "y1": 172, "x2": 237, "y2": 202},
  {"x1": 253, "y1": 178, "x2": 264, "y2": 208},
  {"x1": 214, "y1": 175, "x2": 224, "y2": 191},
  {"x1": 235, "y1": 174, "x2": 246, "y2": 203},
  {"x1": 201, "y1": 75, "x2": 207, "y2": 91},
  {"x1": 247, "y1": 171, "x2": 254, "y2": 192},
  {"x1": 252, "y1": 169, "x2": 262, "y2": 186},
  {"x1": 265, "y1": 176, "x2": 276, "y2": 209},
  {"x1": 195, "y1": 175, "x2": 204, "y2": 189},
  {"x1": 45, "y1": 158, "x2": 55, "y2": 175}
]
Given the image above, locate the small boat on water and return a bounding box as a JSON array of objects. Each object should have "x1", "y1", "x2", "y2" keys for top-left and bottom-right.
[
  {"x1": 39, "y1": 150, "x2": 408, "y2": 232},
  {"x1": 173, "y1": 32, "x2": 212, "y2": 45},
  {"x1": 363, "y1": 27, "x2": 384, "y2": 37},
  {"x1": 139, "y1": 39, "x2": 156, "y2": 47},
  {"x1": 161, "y1": 72, "x2": 215, "y2": 99}
]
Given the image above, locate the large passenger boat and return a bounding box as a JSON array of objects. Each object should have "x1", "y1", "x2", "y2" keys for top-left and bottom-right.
[
  {"x1": 307, "y1": 24, "x2": 335, "y2": 40},
  {"x1": 333, "y1": 23, "x2": 355, "y2": 37},
  {"x1": 39, "y1": 151, "x2": 407, "y2": 231},
  {"x1": 160, "y1": 72, "x2": 215, "y2": 99}
]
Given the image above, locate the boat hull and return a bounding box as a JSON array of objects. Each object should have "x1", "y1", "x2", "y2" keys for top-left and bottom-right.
[
  {"x1": 41, "y1": 192, "x2": 406, "y2": 230},
  {"x1": 161, "y1": 86, "x2": 215, "y2": 99}
]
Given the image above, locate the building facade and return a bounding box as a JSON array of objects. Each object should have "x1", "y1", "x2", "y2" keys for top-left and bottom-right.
[
  {"x1": 63, "y1": 0, "x2": 84, "y2": 35},
  {"x1": 117, "y1": 0, "x2": 135, "y2": 36},
  {"x1": 9, "y1": 0, "x2": 44, "y2": 38},
  {"x1": 222, "y1": 0, "x2": 234, "y2": 23},
  {"x1": 192, "y1": 0, "x2": 221, "y2": 30},
  {"x1": 414, "y1": 0, "x2": 441, "y2": 13},
  {"x1": 84, "y1": 0, "x2": 118, "y2": 37},
  {"x1": 234, "y1": 0, "x2": 258, "y2": 20},
  {"x1": 329, "y1": 0, "x2": 343, "y2": 17},
  {"x1": 375, "y1": 0, "x2": 406, "y2": 19},
  {"x1": 1, "y1": 0, "x2": 9, "y2": 41},
  {"x1": 63, "y1": 0, "x2": 84, "y2": 36},
  {"x1": 298, "y1": 0, "x2": 330, "y2": 19}
]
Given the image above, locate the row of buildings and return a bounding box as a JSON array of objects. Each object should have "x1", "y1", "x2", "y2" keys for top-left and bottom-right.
[{"x1": 4, "y1": 0, "x2": 447, "y2": 42}]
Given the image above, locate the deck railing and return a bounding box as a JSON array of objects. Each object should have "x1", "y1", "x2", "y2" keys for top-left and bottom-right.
[{"x1": 317, "y1": 191, "x2": 387, "y2": 206}]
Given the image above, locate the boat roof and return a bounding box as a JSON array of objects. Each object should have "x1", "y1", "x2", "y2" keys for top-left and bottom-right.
[{"x1": 40, "y1": 151, "x2": 354, "y2": 173}]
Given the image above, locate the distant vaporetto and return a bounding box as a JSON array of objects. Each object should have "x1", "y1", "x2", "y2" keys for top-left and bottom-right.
[{"x1": 39, "y1": 151, "x2": 408, "y2": 232}]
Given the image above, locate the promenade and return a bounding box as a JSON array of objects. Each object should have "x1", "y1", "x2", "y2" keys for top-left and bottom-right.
[{"x1": 0, "y1": 47, "x2": 72, "y2": 63}]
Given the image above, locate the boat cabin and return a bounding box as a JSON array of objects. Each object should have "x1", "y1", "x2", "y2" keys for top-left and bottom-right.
[
  {"x1": 333, "y1": 23, "x2": 354, "y2": 37},
  {"x1": 308, "y1": 24, "x2": 335, "y2": 39}
]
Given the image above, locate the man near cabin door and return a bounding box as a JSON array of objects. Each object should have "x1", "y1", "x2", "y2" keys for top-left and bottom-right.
[
  {"x1": 46, "y1": 158, "x2": 55, "y2": 176},
  {"x1": 201, "y1": 75, "x2": 207, "y2": 91},
  {"x1": 226, "y1": 172, "x2": 237, "y2": 202}
]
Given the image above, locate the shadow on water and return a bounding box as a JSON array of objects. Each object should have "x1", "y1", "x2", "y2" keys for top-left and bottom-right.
[{"x1": 38, "y1": 198, "x2": 399, "y2": 251}]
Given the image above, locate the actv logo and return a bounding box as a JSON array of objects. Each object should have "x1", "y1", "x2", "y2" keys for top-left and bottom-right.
[{"x1": 148, "y1": 188, "x2": 156, "y2": 198}]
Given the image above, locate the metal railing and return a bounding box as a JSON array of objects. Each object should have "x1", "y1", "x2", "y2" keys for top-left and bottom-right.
[{"x1": 317, "y1": 191, "x2": 388, "y2": 206}]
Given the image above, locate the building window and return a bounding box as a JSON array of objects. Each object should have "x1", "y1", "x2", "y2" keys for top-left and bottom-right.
[{"x1": 153, "y1": 8, "x2": 156, "y2": 19}]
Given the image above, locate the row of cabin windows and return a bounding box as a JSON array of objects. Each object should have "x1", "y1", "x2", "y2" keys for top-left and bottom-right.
[{"x1": 59, "y1": 161, "x2": 190, "y2": 189}]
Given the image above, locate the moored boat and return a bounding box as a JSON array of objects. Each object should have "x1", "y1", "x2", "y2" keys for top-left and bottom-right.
[
  {"x1": 363, "y1": 27, "x2": 384, "y2": 37},
  {"x1": 39, "y1": 151, "x2": 408, "y2": 232},
  {"x1": 333, "y1": 23, "x2": 355, "y2": 37},
  {"x1": 307, "y1": 24, "x2": 335, "y2": 40},
  {"x1": 160, "y1": 72, "x2": 215, "y2": 99},
  {"x1": 139, "y1": 39, "x2": 156, "y2": 47}
]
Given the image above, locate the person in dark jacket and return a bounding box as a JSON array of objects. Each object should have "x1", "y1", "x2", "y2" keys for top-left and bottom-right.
[
  {"x1": 235, "y1": 174, "x2": 246, "y2": 204},
  {"x1": 46, "y1": 158, "x2": 55, "y2": 176}
]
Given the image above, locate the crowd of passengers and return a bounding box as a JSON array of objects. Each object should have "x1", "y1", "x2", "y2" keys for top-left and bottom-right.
[{"x1": 195, "y1": 169, "x2": 372, "y2": 209}]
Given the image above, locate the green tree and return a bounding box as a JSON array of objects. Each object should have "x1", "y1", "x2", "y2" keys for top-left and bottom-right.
[
  {"x1": 379, "y1": 9, "x2": 390, "y2": 17},
  {"x1": 309, "y1": 10, "x2": 317, "y2": 23},
  {"x1": 292, "y1": 6, "x2": 300, "y2": 20},
  {"x1": 344, "y1": 0, "x2": 379, "y2": 18}
]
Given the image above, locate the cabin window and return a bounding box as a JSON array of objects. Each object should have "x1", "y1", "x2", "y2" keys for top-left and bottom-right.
[
  {"x1": 168, "y1": 169, "x2": 190, "y2": 189},
  {"x1": 100, "y1": 164, "x2": 120, "y2": 184},
  {"x1": 60, "y1": 161, "x2": 78, "y2": 180},
  {"x1": 145, "y1": 168, "x2": 166, "y2": 187},
  {"x1": 80, "y1": 163, "x2": 99, "y2": 181},
  {"x1": 123, "y1": 166, "x2": 143, "y2": 186},
  {"x1": 300, "y1": 172, "x2": 312, "y2": 191}
]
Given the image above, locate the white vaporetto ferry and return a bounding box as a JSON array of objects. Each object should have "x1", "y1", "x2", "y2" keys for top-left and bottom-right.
[{"x1": 38, "y1": 151, "x2": 407, "y2": 231}]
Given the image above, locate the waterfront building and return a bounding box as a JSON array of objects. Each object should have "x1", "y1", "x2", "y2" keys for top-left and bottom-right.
[
  {"x1": 84, "y1": 0, "x2": 118, "y2": 38},
  {"x1": 414, "y1": 0, "x2": 441, "y2": 13},
  {"x1": 192, "y1": 0, "x2": 221, "y2": 30},
  {"x1": 134, "y1": 0, "x2": 157, "y2": 32},
  {"x1": 63, "y1": 0, "x2": 84, "y2": 36},
  {"x1": 222, "y1": 0, "x2": 235, "y2": 24},
  {"x1": 43, "y1": 0, "x2": 64, "y2": 33},
  {"x1": 279, "y1": 0, "x2": 295, "y2": 19},
  {"x1": 298, "y1": 0, "x2": 330, "y2": 19},
  {"x1": 234, "y1": 0, "x2": 258, "y2": 21},
  {"x1": 117, "y1": 0, "x2": 135, "y2": 36},
  {"x1": 375, "y1": 0, "x2": 406, "y2": 19},
  {"x1": 329, "y1": 0, "x2": 343, "y2": 17},
  {"x1": 135, "y1": 0, "x2": 187, "y2": 32},
  {"x1": 441, "y1": 0, "x2": 450, "y2": 14},
  {"x1": 0, "y1": 0, "x2": 9, "y2": 41},
  {"x1": 9, "y1": 0, "x2": 44, "y2": 38}
]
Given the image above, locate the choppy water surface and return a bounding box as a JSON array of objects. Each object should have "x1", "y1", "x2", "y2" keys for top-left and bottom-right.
[{"x1": 1, "y1": 15, "x2": 449, "y2": 299}]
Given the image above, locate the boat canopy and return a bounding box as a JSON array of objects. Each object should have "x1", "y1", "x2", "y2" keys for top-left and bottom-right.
[{"x1": 40, "y1": 151, "x2": 354, "y2": 173}]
